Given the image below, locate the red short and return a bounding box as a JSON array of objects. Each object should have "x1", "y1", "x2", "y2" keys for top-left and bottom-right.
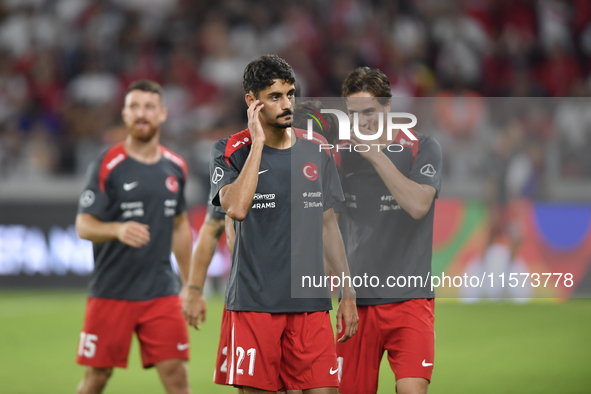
[
  {"x1": 221, "y1": 310, "x2": 339, "y2": 391},
  {"x1": 213, "y1": 305, "x2": 230, "y2": 385},
  {"x1": 336, "y1": 299, "x2": 435, "y2": 394},
  {"x1": 76, "y1": 296, "x2": 189, "y2": 369}
]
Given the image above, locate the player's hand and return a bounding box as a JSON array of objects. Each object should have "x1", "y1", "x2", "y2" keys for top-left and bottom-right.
[
  {"x1": 116, "y1": 221, "x2": 150, "y2": 248},
  {"x1": 183, "y1": 290, "x2": 207, "y2": 330},
  {"x1": 336, "y1": 297, "x2": 359, "y2": 343},
  {"x1": 350, "y1": 119, "x2": 385, "y2": 163},
  {"x1": 247, "y1": 99, "x2": 266, "y2": 146}
]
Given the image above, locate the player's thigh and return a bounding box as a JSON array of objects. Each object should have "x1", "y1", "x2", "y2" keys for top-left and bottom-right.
[
  {"x1": 396, "y1": 377, "x2": 429, "y2": 394},
  {"x1": 281, "y1": 312, "x2": 339, "y2": 391},
  {"x1": 241, "y1": 387, "x2": 280, "y2": 394},
  {"x1": 302, "y1": 388, "x2": 338, "y2": 394},
  {"x1": 136, "y1": 295, "x2": 190, "y2": 369},
  {"x1": 226, "y1": 311, "x2": 286, "y2": 391},
  {"x1": 335, "y1": 306, "x2": 383, "y2": 394},
  {"x1": 381, "y1": 299, "x2": 435, "y2": 382},
  {"x1": 76, "y1": 297, "x2": 137, "y2": 368}
]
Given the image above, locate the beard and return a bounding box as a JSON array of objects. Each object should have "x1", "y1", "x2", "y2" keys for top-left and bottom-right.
[
  {"x1": 129, "y1": 121, "x2": 159, "y2": 142},
  {"x1": 274, "y1": 110, "x2": 292, "y2": 129},
  {"x1": 274, "y1": 120, "x2": 291, "y2": 129}
]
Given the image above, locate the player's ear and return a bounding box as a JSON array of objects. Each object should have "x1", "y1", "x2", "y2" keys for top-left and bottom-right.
[
  {"x1": 384, "y1": 99, "x2": 392, "y2": 112},
  {"x1": 159, "y1": 105, "x2": 168, "y2": 123},
  {"x1": 245, "y1": 92, "x2": 256, "y2": 107}
]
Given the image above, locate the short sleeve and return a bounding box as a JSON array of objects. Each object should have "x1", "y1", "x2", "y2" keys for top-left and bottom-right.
[
  {"x1": 207, "y1": 201, "x2": 226, "y2": 220},
  {"x1": 210, "y1": 140, "x2": 240, "y2": 206},
  {"x1": 409, "y1": 136, "x2": 443, "y2": 198},
  {"x1": 77, "y1": 157, "x2": 111, "y2": 218},
  {"x1": 322, "y1": 152, "x2": 345, "y2": 211}
]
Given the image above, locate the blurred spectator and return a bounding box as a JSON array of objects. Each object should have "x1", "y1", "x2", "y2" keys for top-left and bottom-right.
[
  {"x1": 536, "y1": 41, "x2": 581, "y2": 97},
  {"x1": 0, "y1": 51, "x2": 28, "y2": 125},
  {"x1": 432, "y1": 2, "x2": 489, "y2": 87},
  {"x1": 554, "y1": 85, "x2": 591, "y2": 176},
  {"x1": 0, "y1": 4, "x2": 58, "y2": 57},
  {"x1": 67, "y1": 56, "x2": 119, "y2": 106},
  {"x1": 0, "y1": 0, "x2": 591, "y2": 195}
]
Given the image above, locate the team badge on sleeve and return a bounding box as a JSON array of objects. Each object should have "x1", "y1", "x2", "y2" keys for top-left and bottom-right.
[
  {"x1": 420, "y1": 164, "x2": 436, "y2": 177},
  {"x1": 80, "y1": 190, "x2": 95, "y2": 207},
  {"x1": 212, "y1": 167, "x2": 224, "y2": 184}
]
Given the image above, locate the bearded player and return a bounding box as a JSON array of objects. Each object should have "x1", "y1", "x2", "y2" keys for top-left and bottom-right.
[
  {"x1": 75, "y1": 80, "x2": 192, "y2": 394},
  {"x1": 209, "y1": 54, "x2": 358, "y2": 393},
  {"x1": 335, "y1": 67, "x2": 442, "y2": 394},
  {"x1": 184, "y1": 101, "x2": 344, "y2": 392}
]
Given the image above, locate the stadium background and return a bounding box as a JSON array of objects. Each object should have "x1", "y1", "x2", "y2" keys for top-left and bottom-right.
[{"x1": 1, "y1": 0, "x2": 591, "y2": 393}]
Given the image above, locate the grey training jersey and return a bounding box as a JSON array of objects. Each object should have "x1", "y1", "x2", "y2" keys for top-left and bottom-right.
[
  {"x1": 210, "y1": 128, "x2": 344, "y2": 313},
  {"x1": 337, "y1": 131, "x2": 442, "y2": 305},
  {"x1": 78, "y1": 143, "x2": 187, "y2": 301},
  {"x1": 207, "y1": 201, "x2": 226, "y2": 220}
]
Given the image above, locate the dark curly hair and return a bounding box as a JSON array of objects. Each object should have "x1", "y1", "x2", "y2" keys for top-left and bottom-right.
[
  {"x1": 243, "y1": 54, "x2": 296, "y2": 98},
  {"x1": 341, "y1": 67, "x2": 392, "y2": 105}
]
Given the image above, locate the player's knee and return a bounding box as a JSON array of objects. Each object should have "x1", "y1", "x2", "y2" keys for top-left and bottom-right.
[
  {"x1": 160, "y1": 359, "x2": 187, "y2": 378},
  {"x1": 156, "y1": 359, "x2": 190, "y2": 393},
  {"x1": 84, "y1": 367, "x2": 113, "y2": 388}
]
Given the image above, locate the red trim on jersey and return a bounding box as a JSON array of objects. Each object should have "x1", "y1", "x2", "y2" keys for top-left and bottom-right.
[
  {"x1": 225, "y1": 129, "x2": 252, "y2": 166},
  {"x1": 99, "y1": 143, "x2": 127, "y2": 192},
  {"x1": 292, "y1": 127, "x2": 332, "y2": 157},
  {"x1": 160, "y1": 146, "x2": 188, "y2": 180},
  {"x1": 394, "y1": 129, "x2": 419, "y2": 164}
]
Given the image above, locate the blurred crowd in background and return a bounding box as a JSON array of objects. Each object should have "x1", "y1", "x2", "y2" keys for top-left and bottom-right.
[{"x1": 1, "y1": 0, "x2": 591, "y2": 204}]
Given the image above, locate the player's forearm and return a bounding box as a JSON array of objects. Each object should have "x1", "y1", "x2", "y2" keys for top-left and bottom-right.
[
  {"x1": 173, "y1": 214, "x2": 192, "y2": 285},
  {"x1": 367, "y1": 153, "x2": 434, "y2": 220},
  {"x1": 187, "y1": 216, "x2": 224, "y2": 293},
  {"x1": 75, "y1": 213, "x2": 120, "y2": 243},
  {"x1": 220, "y1": 142, "x2": 264, "y2": 221},
  {"x1": 323, "y1": 210, "x2": 356, "y2": 298},
  {"x1": 224, "y1": 215, "x2": 235, "y2": 255}
]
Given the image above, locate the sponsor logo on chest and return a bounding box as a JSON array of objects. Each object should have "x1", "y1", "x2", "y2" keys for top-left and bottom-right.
[{"x1": 251, "y1": 192, "x2": 276, "y2": 210}]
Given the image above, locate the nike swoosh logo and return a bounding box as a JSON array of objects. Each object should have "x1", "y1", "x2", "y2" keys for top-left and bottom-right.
[
  {"x1": 329, "y1": 367, "x2": 338, "y2": 375},
  {"x1": 422, "y1": 360, "x2": 433, "y2": 367},
  {"x1": 177, "y1": 343, "x2": 189, "y2": 351},
  {"x1": 123, "y1": 181, "x2": 138, "y2": 191},
  {"x1": 258, "y1": 169, "x2": 269, "y2": 174}
]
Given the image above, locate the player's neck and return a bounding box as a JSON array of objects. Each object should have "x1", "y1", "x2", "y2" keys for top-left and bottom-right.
[
  {"x1": 263, "y1": 126, "x2": 293, "y2": 149},
  {"x1": 124, "y1": 133, "x2": 162, "y2": 164}
]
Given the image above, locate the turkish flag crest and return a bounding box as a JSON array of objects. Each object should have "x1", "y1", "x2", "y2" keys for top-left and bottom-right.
[
  {"x1": 302, "y1": 162, "x2": 318, "y2": 181},
  {"x1": 166, "y1": 175, "x2": 179, "y2": 193}
]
